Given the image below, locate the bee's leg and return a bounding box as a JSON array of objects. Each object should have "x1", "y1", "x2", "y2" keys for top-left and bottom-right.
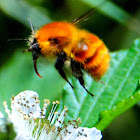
[
  {"x1": 71, "y1": 59, "x2": 93, "y2": 97},
  {"x1": 55, "y1": 52, "x2": 74, "y2": 88}
]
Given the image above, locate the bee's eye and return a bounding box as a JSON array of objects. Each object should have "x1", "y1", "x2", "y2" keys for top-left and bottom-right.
[{"x1": 48, "y1": 38, "x2": 59, "y2": 46}]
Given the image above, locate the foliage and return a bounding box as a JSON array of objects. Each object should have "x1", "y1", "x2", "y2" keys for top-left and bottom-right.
[{"x1": 61, "y1": 39, "x2": 140, "y2": 129}]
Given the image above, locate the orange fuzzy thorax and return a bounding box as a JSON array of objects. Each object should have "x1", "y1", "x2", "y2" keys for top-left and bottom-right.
[
  {"x1": 35, "y1": 22, "x2": 78, "y2": 57},
  {"x1": 35, "y1": 21, "x2": 110, "y2": 80}
]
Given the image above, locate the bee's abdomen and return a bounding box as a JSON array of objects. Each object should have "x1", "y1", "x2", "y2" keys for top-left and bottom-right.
[
  {"x1": 84, "y1": 42, "x2": 110, "y2": 80},
  {"x1": 73, "y1": 32, "x2": 110, "y2": 80}
]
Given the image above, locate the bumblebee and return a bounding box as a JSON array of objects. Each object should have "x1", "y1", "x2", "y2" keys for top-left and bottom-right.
[{"x1": 24, "y1": 9, "x2": 110, "y2": 96}]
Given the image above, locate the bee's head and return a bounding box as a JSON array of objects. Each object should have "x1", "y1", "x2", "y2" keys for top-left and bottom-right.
[{"x1": 23, "y1": 19, "x2": 42, "y2": 78}]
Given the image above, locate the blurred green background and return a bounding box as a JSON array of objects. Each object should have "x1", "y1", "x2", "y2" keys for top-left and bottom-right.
[{"x1": 0, "y1": 0, "x2": 140, "y2": 139}]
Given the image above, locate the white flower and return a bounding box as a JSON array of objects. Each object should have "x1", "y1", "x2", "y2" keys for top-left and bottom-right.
[{"x1": 3, "y1": 90, "x2": 102, "y2": 140}]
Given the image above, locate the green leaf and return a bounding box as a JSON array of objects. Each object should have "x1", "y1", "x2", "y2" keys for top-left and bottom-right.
[
  {"x1": 61, "y1": 39, "x2": 140, "y2": 130},
  {"x1": 95, "y1": 90, "x2": 140, "y2": 131},
  {"x1": 0, "y1": 0, "x2": 52, "y2": 27}
]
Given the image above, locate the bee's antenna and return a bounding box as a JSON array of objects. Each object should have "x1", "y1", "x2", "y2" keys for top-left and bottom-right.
[
  {"x1": 28, "y1": 18, "x2": 35, "y2": 34},
  {"x1": 7, "y1": 38, "x2": 31, "y2": 42}
]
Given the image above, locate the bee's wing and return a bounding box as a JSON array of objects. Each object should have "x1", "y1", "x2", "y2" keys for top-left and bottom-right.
[
  {"x1": 71, "y1": 8, "x2": 95, "y2": 24},
  {"x1": 71, "y1": 1, "x2": 106, "y2": 24}
]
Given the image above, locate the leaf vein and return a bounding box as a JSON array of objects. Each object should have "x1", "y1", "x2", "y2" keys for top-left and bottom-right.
[{"x1": 108, "y1": 48, "x2": 140, "y2": 109}]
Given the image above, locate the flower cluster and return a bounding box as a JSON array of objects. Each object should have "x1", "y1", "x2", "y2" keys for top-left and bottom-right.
[{"x1": 1, "y1": 90, "x2": 102, "y2": 140}]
